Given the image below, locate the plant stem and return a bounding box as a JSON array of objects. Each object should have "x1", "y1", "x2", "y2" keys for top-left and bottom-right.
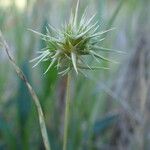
[
  {"x1": 63, "y1": 73, "x2": 71, "y2": 150},
  {"x1": 0, "y1": 32, "x2": 51, "y2": 150}
]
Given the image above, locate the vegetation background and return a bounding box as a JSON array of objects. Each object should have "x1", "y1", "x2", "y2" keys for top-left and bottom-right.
[{"x1": 0, "y1": 0, "x2": 149, "y2": 149}]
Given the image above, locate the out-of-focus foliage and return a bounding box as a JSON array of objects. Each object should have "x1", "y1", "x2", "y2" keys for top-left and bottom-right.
[{"x1": 0, "y1": 0, "x2": 150, "y2": 149}]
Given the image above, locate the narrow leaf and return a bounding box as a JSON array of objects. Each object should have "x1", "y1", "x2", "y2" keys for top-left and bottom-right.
[
  {"x1": 90, "y1": 28, "x2": 115, "y2": 38},
  {"x1": 93, "y1": 46, "x2": 126, "y2": 54},
  {"x1": 44, "y1": 58, "x2": 57, "y2": 74},
  {"x1": 71, "y1": 52, "x2": 78, "y2": 74},
  {"x1": 78, "y1": 65, "x2": 110, "y2": 70},
  {"x1": 32, "y1": 52, "x2": 50, "y2": 68},
  {"x1": 90, "y1": 50, "x2": 118, "y2": 63},
  {"x1": 73, "y1": 0, "x2": 80, "y2": 27}
]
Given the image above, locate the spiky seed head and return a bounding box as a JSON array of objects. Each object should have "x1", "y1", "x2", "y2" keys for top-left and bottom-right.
[{"x1": 30, "y1": 0, "x2": 119, "y2": 76}]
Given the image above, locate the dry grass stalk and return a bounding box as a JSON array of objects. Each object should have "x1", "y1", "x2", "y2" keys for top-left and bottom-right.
[{"x1": 0, "y1": 31, "x2": 51, "y2": 150}]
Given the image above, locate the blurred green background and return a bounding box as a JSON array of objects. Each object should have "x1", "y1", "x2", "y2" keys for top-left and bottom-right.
[{"x1": 0, "y1": 0, "x2": 150, "y2": 149}]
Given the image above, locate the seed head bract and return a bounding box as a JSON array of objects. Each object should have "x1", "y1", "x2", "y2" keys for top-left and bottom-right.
[{"x1": 30, "y1": 0, "x2": 121, "y2": 76}]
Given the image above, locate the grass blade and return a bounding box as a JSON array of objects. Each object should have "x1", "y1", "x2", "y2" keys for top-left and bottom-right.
[{"x1": 0, "y1": 31, "x2": 51, "y2": 150}]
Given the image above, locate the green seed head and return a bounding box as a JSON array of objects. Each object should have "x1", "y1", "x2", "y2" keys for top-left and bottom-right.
[{"x1": 30, "y1": 0, "x2": 118, "y2": 76}]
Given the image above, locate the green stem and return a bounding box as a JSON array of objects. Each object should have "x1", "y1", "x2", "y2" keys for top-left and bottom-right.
[{"x1": 63, "y1": 73, "x2": 71, "y2": 150}]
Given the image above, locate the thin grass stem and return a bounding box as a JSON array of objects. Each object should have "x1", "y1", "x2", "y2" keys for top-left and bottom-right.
[
  {"x1": 0, "y1": 32, "x2": 51, "y2": 150},
  {"x1": 63, "y1": 73, "x2": 71, "y2": 150}
]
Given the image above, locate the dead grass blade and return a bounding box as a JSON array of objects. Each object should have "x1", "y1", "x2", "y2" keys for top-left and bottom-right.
[{"x1": 0, "y1": 31, "x2": 51, "y2": 150}]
